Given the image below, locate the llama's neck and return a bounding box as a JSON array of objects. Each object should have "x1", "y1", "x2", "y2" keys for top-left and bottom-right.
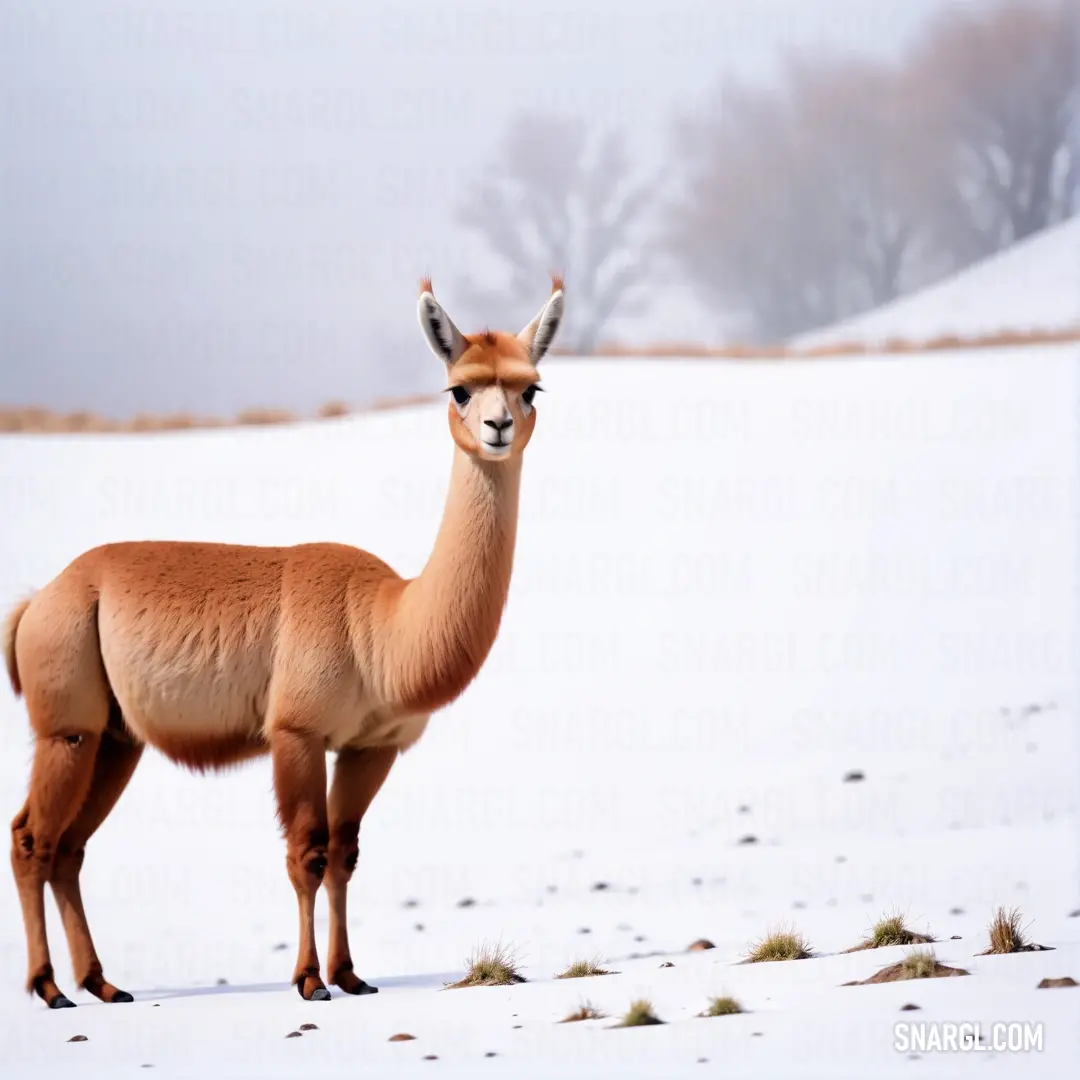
[{"x1": 384, "y1": 446, "x2": 522, "y2": 712}]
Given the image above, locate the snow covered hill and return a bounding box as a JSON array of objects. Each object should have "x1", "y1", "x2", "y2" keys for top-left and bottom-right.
[
  {"x1": 1, "y1": 346, "x2": 1078, "y2": 1078},
  {"x1": 792, "y1": 217, "x2": 1080, "y2": 350}
]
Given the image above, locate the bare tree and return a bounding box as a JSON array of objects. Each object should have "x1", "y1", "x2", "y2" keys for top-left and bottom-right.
[
  {"x1": 910, "y1": 0, "x2": 1080, "y2": 260},
  {"x1": 666, "y1": 58, "x2": 942, "y2": 342},
  {"x1": 456, "y1": 113, "x2": 655, "y2": 353},
  {"x1": 792, "y1": 58, "x2": 952, "y2": 311}
]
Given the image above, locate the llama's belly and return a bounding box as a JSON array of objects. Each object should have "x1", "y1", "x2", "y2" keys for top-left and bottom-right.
[
  {"x1": 99, "y1": 621, "x2": 271, "y2": 765},
  {"x1": 349, "y1": 709, "x2": 431, "y2": 751},
  {"x1": 383, "y1": 711, "x2": 431, "y2": 751},
  {"x1": 110, "y1": 666, "x2": 267, "y2": 741},
  {"x1": 320, "y1": 700, "x2": 431, "y2": 753}
]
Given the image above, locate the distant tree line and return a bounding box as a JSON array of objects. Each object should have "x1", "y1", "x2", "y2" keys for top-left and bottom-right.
[{"x1": 456, "y1": 0, "x2": 1079, "y2": 346}]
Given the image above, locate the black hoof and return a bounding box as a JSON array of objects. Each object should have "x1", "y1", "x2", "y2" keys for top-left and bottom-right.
[
  {"x1": 310, "y1": 988, "x2": 331, "y2": 1001},
  {"x1": 355, "y1": 982, "x2": 378, "y2": 996},
  {"x1": 50, "y1": 996, "x2": 76, "y2": 1009},
  {"x1": 111, "y1": 991, "x2": 134, "y2": 1003}
]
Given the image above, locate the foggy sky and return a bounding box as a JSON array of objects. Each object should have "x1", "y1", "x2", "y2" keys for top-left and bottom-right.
[{"x1": 1, "y1": 0, "x2": 954, "y2": 417}]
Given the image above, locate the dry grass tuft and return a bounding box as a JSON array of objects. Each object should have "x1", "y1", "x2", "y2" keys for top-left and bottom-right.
[
  {"x1": 848, "y1": 947, "x2": 970, "y2": 985},
  {"x1": 235, "y1": 407, "x2": 296, "y2": 427},
  {"x1": 744, "y1": 924, "x2": 813, "y2": 963},
  {"x1": 7, "y1": 326, "x2": 1080, "y2": 437},
  {"x1": 847, "y1": 912, "x2": 934, "y2": 952},
  {"x1": 444, "y1": 941, "x2": 526, "y2": 989},
  {"x1": 555, "y1": 956, "x2": 617, "y2": 980},
  {"x1": 700, "y1": 995, "x2": 744, "y2": 1017},
  {"x1": 126, "y1": 412, "x2": 216, "y2": 432},
  {"x1": 581, "y1": 325, "x2": 1080, "y2": 360},
  {"x1": 982, "y1": 906, "x2": 1035, "y2": 955},
  {"x1": 900, "y1": 949, "x2": 946, "y2": 980},
  {"x1": 0, "y1": 395, "x2": 438, "y2": 434},
  {"x1": 368, "y1": 392, "x2": 442, "y2": 412},
  {"x1": 615, "y1": 999, "x2": 664, "y2": 1027},
  {"x1": 558, "y1": 1001, "x2": 607, "y2": 1023}
]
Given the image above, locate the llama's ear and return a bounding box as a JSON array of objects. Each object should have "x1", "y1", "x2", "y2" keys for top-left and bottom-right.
[
  {"x1": 517, "y1": 277, "x2": 564, "y2": 363},
  {"x1": 417, "y1": 279, "x2": 467, "y2": 366}
]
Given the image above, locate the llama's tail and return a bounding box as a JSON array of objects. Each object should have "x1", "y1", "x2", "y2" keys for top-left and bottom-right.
[{"x1": 3, "y1": 596, "x2": 33, "y2": 697}]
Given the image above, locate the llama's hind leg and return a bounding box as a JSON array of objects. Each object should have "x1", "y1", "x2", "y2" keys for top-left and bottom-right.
[
  {"x1": 270, "y1": 726, "x2": 331, "y2": 1001},
  {"x1": 11, "y1": 732, "x2": 102, "y2": 1008},
  {"x1": 50, "y1": 730, "x2": 143, "y2": 1003},
  {"x1": 325, "y1": 746, "x2": 397, "y2": 995}
]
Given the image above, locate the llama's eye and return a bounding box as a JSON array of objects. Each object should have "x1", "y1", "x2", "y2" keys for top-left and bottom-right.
[
  {"x1": 522, "y1": 384, "x2": 541, "y2": 407},
  {"x1": 450, "y1": 386, "x2": 471, "y2": 407}
]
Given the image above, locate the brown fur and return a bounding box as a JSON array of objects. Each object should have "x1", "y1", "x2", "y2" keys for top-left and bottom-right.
[
  {"x1": 3, "y1": 596, "x2": 31, "y2": 696},
  {"x1": 6, "y1": 282, "x2": 557, "y2": 1006}
]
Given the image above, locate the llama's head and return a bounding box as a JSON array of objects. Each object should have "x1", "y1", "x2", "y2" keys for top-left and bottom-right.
[{"x1": 418, "y1": 278, "x2": 564, "y2": 462}]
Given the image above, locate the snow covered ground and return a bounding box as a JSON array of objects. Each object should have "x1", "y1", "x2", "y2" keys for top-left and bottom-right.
[
  {"x1": 791, "y1": 217, "x2": 1080, "y2": 349},
  {"x1": 1, "y1": 345, "x2": 1078, "y2": 1078}
]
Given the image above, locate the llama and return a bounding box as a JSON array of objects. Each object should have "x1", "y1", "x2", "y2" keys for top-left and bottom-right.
[{"x1": 3, "y1": 277, "x2": 563, "y2": 1008}]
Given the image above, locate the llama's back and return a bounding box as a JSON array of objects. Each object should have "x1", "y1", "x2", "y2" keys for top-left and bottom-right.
[{"x1": 12, "y1": 540, "x2": 402, "y2": 765}]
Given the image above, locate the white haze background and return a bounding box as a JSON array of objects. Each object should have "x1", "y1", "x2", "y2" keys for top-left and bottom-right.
[{"x1": 2, "y1": 0, "x2": 954, "y2": 416}]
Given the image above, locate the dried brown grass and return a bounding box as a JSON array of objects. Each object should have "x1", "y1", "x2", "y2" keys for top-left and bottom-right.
[
  {"x1": 578, "y1": 325, "x2": 1080, "y2": 360},
  {"x1": 7, "y1": 325, "x2": 1077, "y2": 436},
  {"x1": 555, "y1": 956, "x2": 618, "y2": 980},
  {"x1": 444, "y1": 941, "x2": 526, "y2": 989},
  {"x1": 367, "y1": 392, "x2": 442, "y2": 412},
  {"x1": 615, "y1": 999, "x2": 663, "y2": 1027},
  {"x1": 235, "y1": 407, "x2": 297, "y2": 426},
  {"x1": 979, "y1": 906, "x2": 1049, "y2": 954},
  {"x1": 846, "y1": 912, "x2": 934, "y2": 952},
  {"x1": 846, "y1": 948, "x2": 969, "y2": 985},
  {"x1": 700, "y1": 995, "x2": 744, "y2": 1017},
  {"x1": 0, "y1": 393, "x2": 440, "y2": 434},
  {"x1": 743, "y1": 924, "x2": 813, "y2": 963},
  {"x1": 558, "y1": 1001, "x2": 607, "y2": 1023}
]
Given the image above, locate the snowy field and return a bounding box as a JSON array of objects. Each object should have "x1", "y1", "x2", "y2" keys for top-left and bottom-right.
[
  {"x1": 791, "y1": 217, "x2": 1080, "y2": 349},
  {"x1": 1, "y1": 345, "x2": 1079, "y2": 1078}
]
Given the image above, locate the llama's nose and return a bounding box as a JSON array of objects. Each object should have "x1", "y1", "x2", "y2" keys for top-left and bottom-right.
[{"x1": 484, "y1": 415, "x2": 513, "y2": 434}]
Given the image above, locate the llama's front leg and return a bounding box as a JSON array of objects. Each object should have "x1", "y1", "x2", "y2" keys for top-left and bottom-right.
[
  {"x1": 270, "y1": 726, "x2": 331, "y2": 1001},
  {"x1": 326, "y1": 745, "x2": 397, "y2": 995}
]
